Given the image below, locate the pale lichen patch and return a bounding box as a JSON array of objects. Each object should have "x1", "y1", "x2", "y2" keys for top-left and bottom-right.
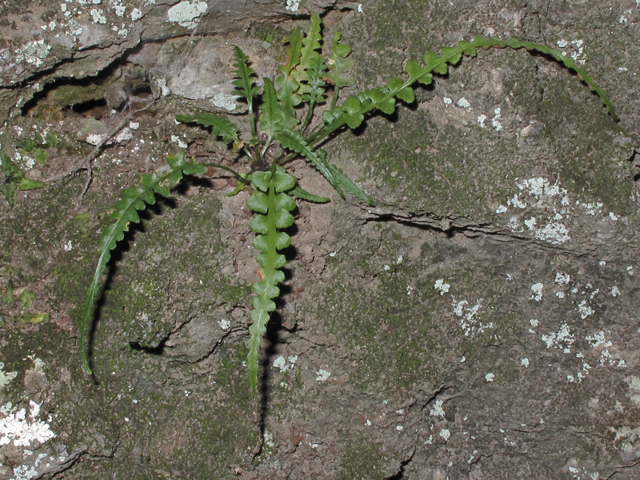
[
  {"x1": 453, "y1": 299, "x2": 492, "y2": 337},
  {"x1": 0, "y1": 401, "x2": 56, "y2": 447},
  {"x1": 429, "y1": 399, "x2": 445, "y2": 417},
  {"x1": 541, "y1": 323, "x2": 574, "y2": 353},
  {"x1": 167, "y1": 1, "x2": 208, "y2": 29},
  {"x1": 211, "y1": 93, "x2": 239, "y2": 111},
  {"x1": 434, "y1": 279, "x2": 450, "y2": 295},
  {"x1": 530, "y1": 283, "x2": 543, "y2": 301},
  {"x1": 315, "y1": 369, "x2": 331, "y2": 382},
  {"x1": 15, "y1": 40, "x2": 52, "y2": 68},
  {"x1": 0, "y1": 363, "x2": 18, "y2": 390}
]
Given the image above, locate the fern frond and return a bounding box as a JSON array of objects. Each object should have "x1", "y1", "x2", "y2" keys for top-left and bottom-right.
[
  {"x1": 314, "y1": 35, "x2": 618, "y2": 146},
  {"x1": 246, "y1": 168, "x2": 297, "y2": 392},
  {"x1": 176, "y1": 113, "x2": 239, "y2": 146},
  {"x1": 259, "y1": 78, "x2": 285, "y2": 144},
  {"x1": 275, "y1": 75, "x2": 303, "y2": 130},
  {"x1": 232, "y1": 46, "x2": 261, "y2": 139},
  {"x1": 232, "y1": 46, "x2": 260, "y2": 105},
  {"x1": 79, "y1": 152, "x2": 204, "y2": 374},
  {"x1": 278, "y1": 29, "x2": 304, "y2": 76},
  {"x1": 301, "y1": 55, "x2": 328, "y2": 104},
  {"x1": 293, "y1": 12, "x2": 323, "y2": 85},
  {"x1": 276, "y1": 29, "x2": 305, "y2": 124},
  {"x1": 326, "y1": 32, "x2": 355, "y2": 90},
  {"x1": 276, "y1": 129, "x2": 373, "y2": 205},
  {"x1": 473, "y1": 36, "x2": 618, "y2": 121},
  {"x1": 290, "y1": 185, "x2": 330, "y2": 203}
]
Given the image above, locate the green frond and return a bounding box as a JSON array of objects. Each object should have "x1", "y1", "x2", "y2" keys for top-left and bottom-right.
[
  {"x1": 231, "y1": 46, "x2": 260, "y2": 104},
  {"x1": 175, "y1": 113, "x2": 239, "y2": 145},
  {"x1": 245, "y1": 168, "x2": 297, "y2": 393},
  {"x1": 276, "y1": 129, "x2": 373, "y2": 205},
  {"x1": 326, "y1": 32, "x2": 355, "y2": 89},
  {"x1": 79, "y1": 152, "x2": 204, "y2": 374}
]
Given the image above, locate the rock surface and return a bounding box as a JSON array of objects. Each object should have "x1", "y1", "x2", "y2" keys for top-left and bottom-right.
[{"x1": 1, "y1": 0, "x2": 639, "y2": 478}]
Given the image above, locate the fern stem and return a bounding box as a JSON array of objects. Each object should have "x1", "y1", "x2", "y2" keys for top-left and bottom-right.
[
  {"x1": 300, "y1": 100, "x2": 316, "y2": 133},
  {"x1": 330, "y1": 87, "x2": 340, "y2": 109},
  {"x1": 201, "y1": 163, "x2": 247, "y2": 182},
  {"x1": 248, "y1": 102, "x2": 258, "y2": 142}
]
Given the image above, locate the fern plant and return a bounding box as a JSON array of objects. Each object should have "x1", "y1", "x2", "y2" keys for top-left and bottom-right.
[{"x1": 79, "y1": 13, "x2": 617, "y2": 393}]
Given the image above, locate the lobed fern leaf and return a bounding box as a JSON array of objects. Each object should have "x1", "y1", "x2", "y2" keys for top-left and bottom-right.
[
  {"x1": 232, "y1": 46, "x2": 261, "y2": 139},
  {"x1": 79, "y1": 152, "x2": 204, "y2": 374},
  {"x1": 176, "y1": 113, "x2": 239, "y2": 146},
  {"x1": 326, "y1": 32, "x2": 355, "y2": 90},
  {"x1": 472, "y1": 36, "x2": 618, "y2": 121},
  {"x1": 293, "y1": 12, "x2": 323, "y2": 85},
  {"x1": 276, "y1": 129, "x2": 373, "y2": 205},
  {"x1": 314, "y1": 35, "x2": 618, "y2": 147},
  {"x1": 232, "y1": 46, "x2": 260, "y2": 106},
  {"x1": 301, "y1": 55, "x2": 328, "y2": 104},
  {"x1": 278, "y1": 29, "x2": 304, "y2": 77},
  {"x1": 246, "y1": 168, "x2": 297, "y2": 392},
  {"x1": 259, "y1": 78, "x2": 286, "y2": 144}
]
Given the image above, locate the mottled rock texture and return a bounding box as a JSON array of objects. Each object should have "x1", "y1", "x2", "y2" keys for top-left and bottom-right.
[{"x1": 1, "y1": 0, "x2": 639, "y2": 479}]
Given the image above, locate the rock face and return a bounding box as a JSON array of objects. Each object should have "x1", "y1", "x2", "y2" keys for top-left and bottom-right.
[{"x1": 1, "y1": 0, "x2": 640, "y2": 478}]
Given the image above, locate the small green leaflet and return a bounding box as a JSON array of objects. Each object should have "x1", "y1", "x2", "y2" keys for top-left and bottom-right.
[{"x1": 0, "y1": 151, "x2": 46, "y2": 207}]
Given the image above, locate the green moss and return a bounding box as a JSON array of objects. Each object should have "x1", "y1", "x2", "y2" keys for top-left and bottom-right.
[{"x1": 337, "y1": 436, "x2": 387, "y2": 480}]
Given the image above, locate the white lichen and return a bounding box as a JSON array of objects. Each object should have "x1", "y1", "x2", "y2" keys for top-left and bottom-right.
[
  {"x1": 15, "y1": 40, "x2": 52, "y2": 68},
  {"x1": 211, "y1": 93, "x2": 238, "y2": 111},
  {"x1": 430, "y1": 399, "x2": 445, "y2": 417},
  {"x1": 456, "y1": 97, "x2": 470, "y2": 108},
  {"x1": 130, "y1": 8, "x2": 143, "y2": 21},
  {"x1": 534, "y1": 222, "x2": 570, "y2": 244},
  {"x1": 90, "y1": 8, "x2": 107, "y2": 24},
  {"x1": 0, "y1": 401, "x2": 56, "y2": 447},
  {"x1": 577, "y1": 300, "x2": 594, "y2": 319},
  {"x1": 285, "y1": 0, "x2": 301, "y2": 12},
  {"x1": 86, "y1": 134, "x2": 105, "y2": 146},
  {"x1": 507, "y1": 194, "x2": 526, "y2": 209},
  {"x1": 171, "y1": 134, "x2": 188, "y2": 149},
  {"x1": 434, "y1": 279, "x2": 450, "y2": 295},
  {"x1": 274, "y1": 356, "x2": 288, "y2": 372},
  {"x1": 530, "y1": 283, "x2": 543, "y2": 301},
  {"x1": 0, "y1": 363, "x2": 18, "y2": 390},
  {"x1": 541, "y1": 323, "x2": 574, "y2": 353},
  {"x1": 491, "y1": 107, "x2": 503, "y2": 131},
  {"x1": 315, "y1": 369, "x2": 331, "y2": 382},
  {"x1": 167, "y1": 0, "x2": 208, "y2": 29},
  {"x1": 524, "y1": 217, "x2": 537, "y2": 230},
  {"x1": 454, "y1": 300, "x2": 492, "y2": 336}
]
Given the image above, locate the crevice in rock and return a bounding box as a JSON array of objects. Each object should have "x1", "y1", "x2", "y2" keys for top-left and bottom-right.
[{"x1": 360, "y1": 208, "x2": 594, "y2": 256}]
